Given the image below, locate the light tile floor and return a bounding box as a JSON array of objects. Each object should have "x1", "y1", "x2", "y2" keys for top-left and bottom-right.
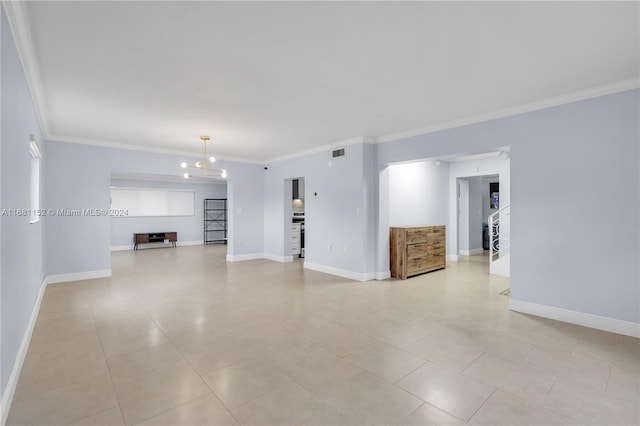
[{"x1": 8, "y1": 246, "x2": 640, "y2": 425}]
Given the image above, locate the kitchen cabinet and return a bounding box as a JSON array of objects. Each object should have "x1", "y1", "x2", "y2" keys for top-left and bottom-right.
[
  {"x1": 292, "y1": 223, "x2": 301, "y2": 255},
  {"x1": 390, "y1": 225, "x2": 445, "y2": 279}
]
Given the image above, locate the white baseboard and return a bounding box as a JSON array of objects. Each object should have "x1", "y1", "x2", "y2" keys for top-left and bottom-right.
[
  {"x1": 111, "y1": 240, "x2": 204, "y2": 251},
  {"x1": 447, "y1": 255, "x2": 459, "y2": 262},
  {"x1": 303, "y1": 262, "x2": 374, "y2": 282},
  {"x1": 509, "y1": 299, "x2": 640, "y2": 338},
  {"x1": 46, "y1": 269, "x2": 112, "y2": 284},
  {"x1": 226, "y1": 253, "x2": 265, "y2": 262},
  {"x1": 1, "y1": 277, "x2": 47, "y2": 425},
  {"x1": 460, "y1": 248, "x2": 484, "y2": 256},
  {"x1": 178, "y1": 240, "x2": 204, "y2": 247},
  {"x1": 375, "y1": 271, "x2": 391, "y2": 280},
  {"x1": 263, "y1": 253, "x2": 294, "y2": 263},
  {"x1": 111, "y1": 244, "x2": 134, "y2": 251}
]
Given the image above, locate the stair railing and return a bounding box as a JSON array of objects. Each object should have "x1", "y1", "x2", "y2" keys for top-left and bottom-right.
[{"x1": 488, "y1": 203, "x2": 510, "y2": 262}]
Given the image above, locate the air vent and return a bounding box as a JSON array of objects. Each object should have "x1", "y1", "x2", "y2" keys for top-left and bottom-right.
[{"x1": 332, "y1": 148, "x2": 345, "y2": 158}]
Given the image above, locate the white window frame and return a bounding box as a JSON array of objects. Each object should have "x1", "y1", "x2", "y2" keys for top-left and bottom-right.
[{"x1": 29, "y1": 136, "x2": 42, "y2": 224}]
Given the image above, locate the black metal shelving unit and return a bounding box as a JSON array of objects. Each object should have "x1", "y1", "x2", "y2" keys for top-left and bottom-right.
[{"x1": 204, "y1": 198, "x2": 227, "y2": 244}]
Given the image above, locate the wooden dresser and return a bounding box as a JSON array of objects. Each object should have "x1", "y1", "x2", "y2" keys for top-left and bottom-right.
[{"x1": 390, "y1": 225, "x2": 446, "y2": 279}]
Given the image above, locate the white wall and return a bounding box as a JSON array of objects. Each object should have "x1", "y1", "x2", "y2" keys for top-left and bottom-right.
[
  {"x1": 388, "y1": 160, "x2": 449, "y2": 227},
  {"x1": 110, "y1": 178, "x2": 227, "y2": 248}
]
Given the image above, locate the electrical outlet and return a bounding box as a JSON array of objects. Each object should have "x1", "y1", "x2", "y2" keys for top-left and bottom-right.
[
  {"x1": 343, "y1": 246, "x2": 347, "y2": 253},
  {"x1": 328, "y1": 243, "x2": 332, "y2": 251}
]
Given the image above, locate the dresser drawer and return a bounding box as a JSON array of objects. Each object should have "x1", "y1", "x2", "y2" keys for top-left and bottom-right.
[
  {"x1": 407, "y1": 243, "x2": 428, "y2": 259},
  {"x1": 406, "y1": 229, "x2": 429, "y2": 244},
  {"x1": 407, "y1": 258, "x2": 428, "y2": 273},
  {"x1": 428, "y1": 247, "x2": 445, "y2": 256},
  {"x1": 427, "y1": 241, "x2": 445, "y2": 250},
  {"x1": 428, "y1": 226, "x2": 445, "y2": 235}
]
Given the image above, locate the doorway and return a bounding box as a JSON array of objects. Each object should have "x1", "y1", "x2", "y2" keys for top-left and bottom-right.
[
  {"x1": 377, "y1": 150, "x2": 510, "y2": 277},
  {"x1": 284, "y1": 177, "x2": 306, "y2": 262},
  {"x1": 457, "y1": 175, "x2": 497, "y2": 258}
]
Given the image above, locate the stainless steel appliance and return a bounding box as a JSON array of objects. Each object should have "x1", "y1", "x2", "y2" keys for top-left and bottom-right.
[{"x1": 292, "y1": 213, "x2": 305, "y2": 258}]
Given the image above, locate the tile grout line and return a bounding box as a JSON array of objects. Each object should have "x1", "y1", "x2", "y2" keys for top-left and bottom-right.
[
  {"x1": 466, "y1": 388, "x2": 496, "y2": 423},
  {"x1": 391, "y1": 358, "x2": 429, "y2": 386},
  {"x1": 92, "y1": 308, "x2": 127, "y2": 426},
  {"x1": 399, "y1": 401, "x2": 428, "y2": 424},
  {"x1": 516, "y1": 342, "x2": 536, "y2": 366},
  {"x1": 536, "y1": 378, "x2": 588, "y2": 424},
  {"x1": 540, "y1": 377, "x2": 558, "y2": 407},
  {"x1": 211, "y1": 379, "x2": 293, "y2": 423},
  {"x1": 179, "y1": 341, "x2": 288, "y2": 424},
  {"x1": 11, "y1": 293, "x2": 109, "y2": 420},
  {"x1": 91, "y1": 289, "x2": 202, "y2": 425},
  {"x1": 459, "y1": 350, "x2": 486, "y2": 375},
  {"x1": 66, "y1": 406, "x2": 120, "y2": 426},
  {"x1": 128, "y1": 391, "x2": 225, "y2": 426},
  {"x1": 603, "y1": 363, "x2": 613, "y2": 394}
]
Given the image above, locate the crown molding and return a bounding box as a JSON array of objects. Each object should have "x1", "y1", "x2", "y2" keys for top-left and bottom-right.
[
  {"x1": 265, "y1": 136, "x2": 373, "y2": 164},
  {"x1": 48, "y1": 71, "x2": 636, "y2": 166},
  {"x1": 375, "y1": 78, "x2": 640, "y2": 144},
  {"x1": 5, "y1": 0, "x2": 636, "y2": 165},
  {"x1": 46, "y1": 134, "x2": 264, "y2": 164},
  {"x1": 111, "y1": 172, "x2": 227, "y2": 185},
  {"x1": 2, "y1": 0, "x2": 50, "y2": 136}
]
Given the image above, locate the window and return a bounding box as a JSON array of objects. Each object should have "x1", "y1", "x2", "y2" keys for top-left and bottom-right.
[
  {"x1": 110, "y1": 188, "x2": 195, "y2": 217},
  {"x1": 29, "y1": 135, "x2": 42, "y2": 224}
]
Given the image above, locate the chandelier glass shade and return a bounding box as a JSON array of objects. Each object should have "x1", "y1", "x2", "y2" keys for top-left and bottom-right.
[{"x1": 181, "y1": 135, "x2": 227, "y2": 179}]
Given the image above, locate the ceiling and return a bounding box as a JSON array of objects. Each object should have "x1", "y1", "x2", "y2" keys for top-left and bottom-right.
[{"x1": 10, "y1": 1, "x2": 640, "y2": 162}]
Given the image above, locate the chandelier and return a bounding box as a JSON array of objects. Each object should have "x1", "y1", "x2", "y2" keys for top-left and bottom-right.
[{"x1": 180, "y1": 135, "x2": 227, "y2": 179}]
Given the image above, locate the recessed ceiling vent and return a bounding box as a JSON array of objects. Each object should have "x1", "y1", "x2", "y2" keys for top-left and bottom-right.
[{"x1": 332, "y1": 148, "x2": 345, "y2": 158}]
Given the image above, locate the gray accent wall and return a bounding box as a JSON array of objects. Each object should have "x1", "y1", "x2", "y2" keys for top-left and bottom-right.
[
  {"x1": 44, "y1": 141, "x2": 264, "y2": 275},
  {"x1": 457, "y1": 176, "x2": 483, "y2": 254},
  {"x1": 458, "y1": 179, "x2": 470, "y2": 252},
  {"x1": 263, "y1": 142, "x2": 373, "y2": 275},
  {"x1": 1, "y1": 3, "x2": 638, "y2": 405},
  {"x1": 467, "y1": 177, "x2": 483, "y2": 252},
  {"x1": 110, "y1": 178, "x2": 227, "y2": 247},
  {"x1": 1, "y1": 8, "x2": 46, "y2": 397},
  {"x1": 376, "y1": 90, "x2": 639, "y2": 323}
]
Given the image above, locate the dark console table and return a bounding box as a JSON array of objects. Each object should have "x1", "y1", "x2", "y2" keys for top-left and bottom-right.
[{"x1": 134, "y1": 232, "x2": 177, "y2": 250}]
